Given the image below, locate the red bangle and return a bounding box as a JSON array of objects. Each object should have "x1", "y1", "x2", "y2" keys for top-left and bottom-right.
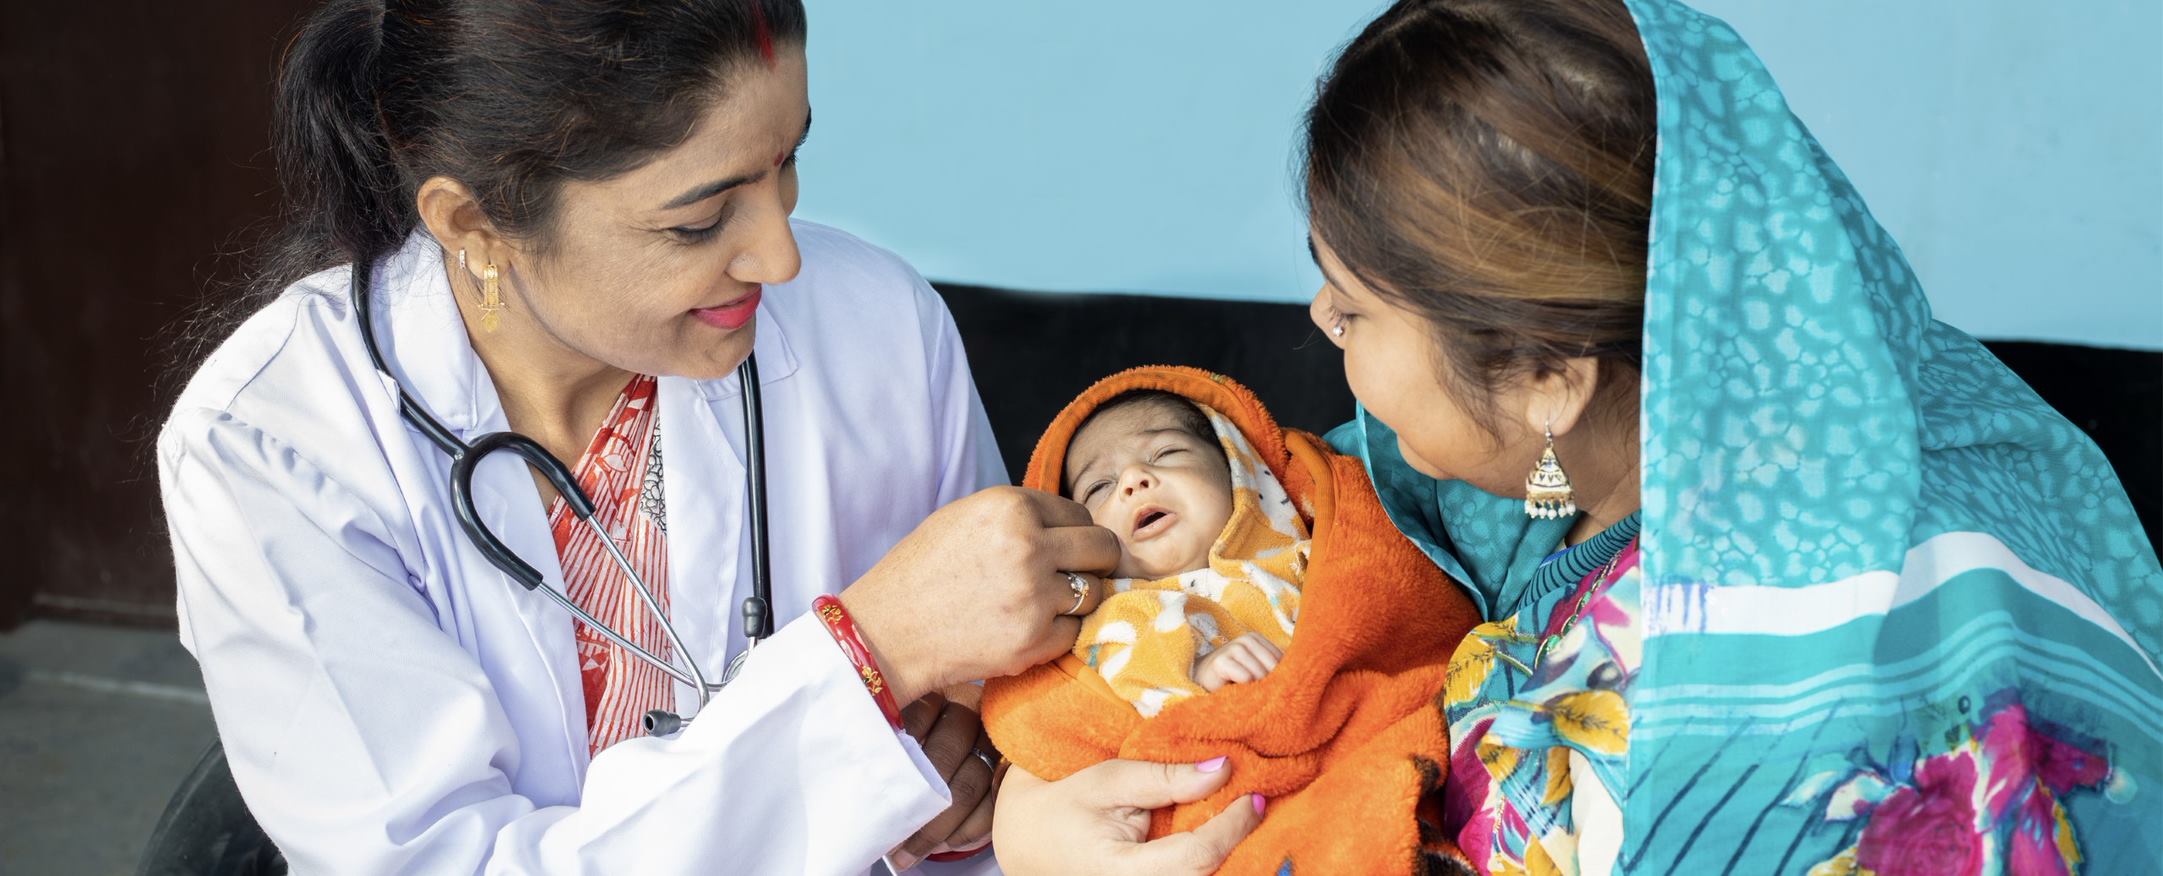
[{"x1": 813, "y1": 595, "x2": 904, "y2": 731}]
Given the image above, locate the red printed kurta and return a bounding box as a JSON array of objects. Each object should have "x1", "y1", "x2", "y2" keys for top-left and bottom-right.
[{"x1": 548, "y1": 374, "x2": 672, "y2": 755}]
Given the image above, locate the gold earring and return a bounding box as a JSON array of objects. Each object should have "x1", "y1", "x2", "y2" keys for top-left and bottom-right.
[
  {"x1": 478, "y1": 262, "x2": 505, "y2": 333},
  {"x1": 1524, "y1": 424, "x2": 1576, "y2": 519}
]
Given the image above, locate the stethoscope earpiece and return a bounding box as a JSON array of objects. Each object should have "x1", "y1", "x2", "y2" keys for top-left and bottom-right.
[{"x1": 642, "y1": 709, "x2": 687, "y2": 737}]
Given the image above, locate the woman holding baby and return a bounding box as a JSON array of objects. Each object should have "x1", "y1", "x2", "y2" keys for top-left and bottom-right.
[{"x1": 997, "y1": 0, "x2": 2162, "y2": 873}]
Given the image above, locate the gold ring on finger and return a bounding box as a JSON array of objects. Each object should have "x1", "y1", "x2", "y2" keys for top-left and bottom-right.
[{"x1": 1061, "y1": 571, "x2": 1090, "y2": 616}]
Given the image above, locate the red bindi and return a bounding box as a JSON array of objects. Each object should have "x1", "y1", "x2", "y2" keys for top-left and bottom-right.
[
  {"x1": 750, "y1": 4, "x2": 776, "y2": 67},
  {"x1": 773, "y1": 152, "x2": 787, "y2": 168}
]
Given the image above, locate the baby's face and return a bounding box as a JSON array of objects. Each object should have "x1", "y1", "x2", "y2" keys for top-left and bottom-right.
[{"x1": 1064, "y1": 402, "x2": 1234, "y2": 579}]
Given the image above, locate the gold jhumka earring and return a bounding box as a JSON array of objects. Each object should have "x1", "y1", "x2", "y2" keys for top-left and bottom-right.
[{"x1": 1524, "y1": 424, "x2": 1577, "y2": 519}]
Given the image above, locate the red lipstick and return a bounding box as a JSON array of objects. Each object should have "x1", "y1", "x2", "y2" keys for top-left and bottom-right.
[{"x1": 692, "y1": 286, "x2": 761, "y2": 331}]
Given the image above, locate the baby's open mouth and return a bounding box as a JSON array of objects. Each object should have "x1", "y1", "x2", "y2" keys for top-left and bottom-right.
[{"x1": 1130, "y1": 506, "x2": 1177, "y2": 542}]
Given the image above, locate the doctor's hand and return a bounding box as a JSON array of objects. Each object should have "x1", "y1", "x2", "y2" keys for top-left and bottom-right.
[
  {"x1": 990, "y1": 758, "x2": 1263, "y2": 876},
  {"x1": 887, "y1": 686, "x2": 1001, "y2": 871},
  {"x1": 841, "y1": 486, "x2": 1118, "y2": 705}
]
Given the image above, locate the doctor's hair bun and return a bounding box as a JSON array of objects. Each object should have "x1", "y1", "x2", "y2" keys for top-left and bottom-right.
[
  {"x1": 1301, "y1": 0, "x2": 1653, "y2": 437},
  {"x1": 261, "y1": 0, "x2": 805, "y2": 286}
]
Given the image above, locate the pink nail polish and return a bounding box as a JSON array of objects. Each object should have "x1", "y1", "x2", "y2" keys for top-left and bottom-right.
[
  {"x1": 1196, "y1": 756, "x2": 1228, "y2": 773},
  {"x1": 1252, "y1": 794, "x2": 1268, "y2": 816}
]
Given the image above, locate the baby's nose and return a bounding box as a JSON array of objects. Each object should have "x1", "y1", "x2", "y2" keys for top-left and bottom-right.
[{"x1": 1122, "y1": 473, "x2": 1153, "y2": 495}]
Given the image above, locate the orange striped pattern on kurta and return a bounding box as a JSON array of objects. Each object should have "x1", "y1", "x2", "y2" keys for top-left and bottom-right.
[{"x1": 548, "y1": 374, "x2": 673, "y2": 756}]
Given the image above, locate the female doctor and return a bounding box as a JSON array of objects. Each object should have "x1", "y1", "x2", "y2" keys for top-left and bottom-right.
[{"x1": 156, "y1": 1, "x2": 1253, "y2": 872}]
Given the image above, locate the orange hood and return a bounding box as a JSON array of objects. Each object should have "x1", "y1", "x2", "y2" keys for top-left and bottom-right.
[{"x1": 985, "y1": 366, "x2": 1478, "y2": 874}]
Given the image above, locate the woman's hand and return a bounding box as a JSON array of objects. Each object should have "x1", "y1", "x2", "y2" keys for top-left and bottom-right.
[
  {"x1": 991, "y1": 758, "x2": 1264, "y2": 875},
  {"x1": 887, "y1": 687, "x2": 1001, "y2": 871},
  {"x1": 842, "y1": 486, "x2": 1119, "y2": 704}
]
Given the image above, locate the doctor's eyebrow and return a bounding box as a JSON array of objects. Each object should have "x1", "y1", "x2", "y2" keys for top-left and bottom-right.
[{"x1": 658, "y1": 111, "x2": 813, "y2": 210}]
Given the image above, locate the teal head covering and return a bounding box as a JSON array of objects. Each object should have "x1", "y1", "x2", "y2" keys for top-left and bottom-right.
[{"x1": 1331, "y1": 0, "x2": 2163, "y2": 870}]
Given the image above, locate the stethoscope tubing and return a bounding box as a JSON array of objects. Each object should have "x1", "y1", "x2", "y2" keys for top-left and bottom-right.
[{"x1": 350, "y1": 252, "x2": 766, "y2": 718}]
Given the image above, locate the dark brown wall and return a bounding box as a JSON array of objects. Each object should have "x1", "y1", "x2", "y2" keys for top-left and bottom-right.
[{"x1": 2, "y1": 2, "x2": 314, "y2": 628}]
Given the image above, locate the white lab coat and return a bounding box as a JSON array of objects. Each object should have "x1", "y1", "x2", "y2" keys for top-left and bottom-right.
[{"x1": 158, "y1": 222, "x2": 1009, "y2": 874}]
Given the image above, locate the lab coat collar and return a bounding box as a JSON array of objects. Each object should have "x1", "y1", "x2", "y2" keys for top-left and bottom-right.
[
  {"x1": 365, "y1": 231, "x2": 800, "y2": 438},
  {"x1": 367, "y1": 233, "x2": 491, "y2": 436}
]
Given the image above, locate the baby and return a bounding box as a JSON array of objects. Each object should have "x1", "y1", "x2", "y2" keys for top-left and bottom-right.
[
  {"x1": 1061, "y1": 389, "x2": 1307, "y2": 714},
  {"x1": 982, "y1": 367, "x2": 1477, "y2": 873}
]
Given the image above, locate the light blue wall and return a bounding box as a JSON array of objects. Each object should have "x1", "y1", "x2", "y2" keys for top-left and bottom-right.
[{"x1": 796, "y1": 1, "x2": 2163, "y2": 350}]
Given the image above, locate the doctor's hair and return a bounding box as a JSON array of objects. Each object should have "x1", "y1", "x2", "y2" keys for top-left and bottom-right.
[
  {"x1": 1300, "y1": 0, "x2": 1654, "y2": 436},
  {"x1": 261, "y1": 0, "x2": 805, "y2": 289}
]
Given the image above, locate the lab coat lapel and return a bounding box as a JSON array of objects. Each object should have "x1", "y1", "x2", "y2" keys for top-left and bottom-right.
[
  {"x1": 660, "y1": 302, "x2": 799, "y2": 716},
  {"x1": 462, "y1": 400, "x2": 589, "y2": 765},
  {"x1": 657, "y1": 376, "x2": 743, "y2": 716},
  {"x1": 368, "y1": 233, "x2": 591, "y2": 769}
]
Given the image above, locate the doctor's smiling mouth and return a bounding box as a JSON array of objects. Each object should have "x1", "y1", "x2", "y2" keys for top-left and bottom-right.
[{"x1": 692, "y1": 285, "x2": 763, "y2": 331}]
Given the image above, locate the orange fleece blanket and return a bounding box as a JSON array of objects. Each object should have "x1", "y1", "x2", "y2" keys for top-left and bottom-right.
[{"x1": 982, "y1": 367, "x2": 1481, "y2": 874}]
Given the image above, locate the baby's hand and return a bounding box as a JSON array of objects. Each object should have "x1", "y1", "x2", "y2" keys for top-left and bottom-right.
[{"x1": 1193, "y1": 633, "x2": 1284, "y2": 692}]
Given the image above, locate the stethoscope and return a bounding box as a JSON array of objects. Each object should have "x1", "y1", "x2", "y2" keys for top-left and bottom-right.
[{"x1": 351, "y1": 254, "x2": 771, "y2": 737}]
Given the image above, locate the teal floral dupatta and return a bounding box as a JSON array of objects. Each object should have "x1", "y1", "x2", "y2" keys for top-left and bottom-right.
[{"x1": 1331, "y1": 0, "x2": 2163, "y2": 871}]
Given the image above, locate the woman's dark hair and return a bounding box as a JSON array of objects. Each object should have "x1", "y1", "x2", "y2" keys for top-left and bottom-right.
[
  {"x1": 155, "y1": 0, "x2": 801, "y2": 419},
  {"x1": 270, "y1": 0, "x2": 805, "y2": 290},
  {"x1": 1302, "y1": 0, "x2": 1655, "y2": 433}
]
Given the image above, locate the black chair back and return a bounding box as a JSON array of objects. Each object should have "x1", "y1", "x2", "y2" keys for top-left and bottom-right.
[
  {"x1": 137, "y1": 743, "x2": 284, "y2": 875},
  {"x1": 937, "y1": 283, "x2": 1353, "y2": 484}
]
